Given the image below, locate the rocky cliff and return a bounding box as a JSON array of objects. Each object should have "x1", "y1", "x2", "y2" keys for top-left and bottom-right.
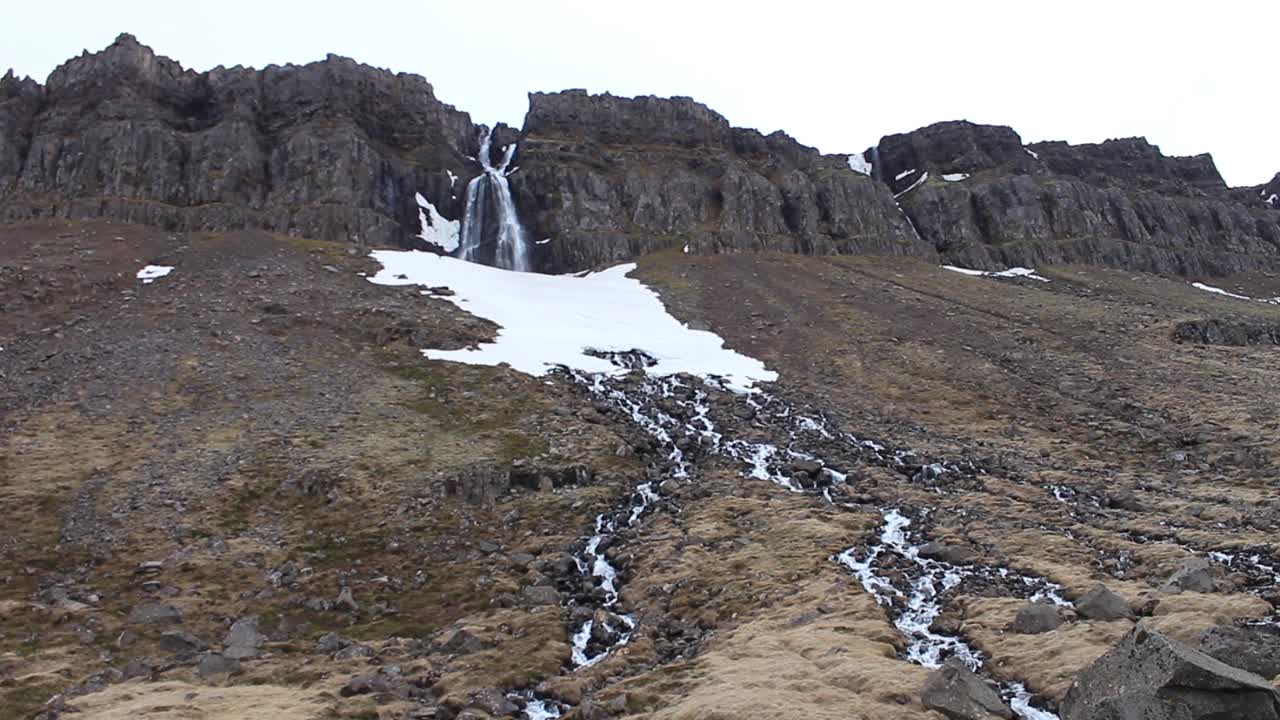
[
  {"x1": 0, "y1": 33, "x2": 480, "y2": 247},
  {"x1": 2, "y1": 34, "x2": 1279, "y2": 276},
  {"x1": 861, "y1": 121, "x2": 1280, "y2": 276},
  {"x1": 510, "y1": 91, "x2": 931, "y2": 272}
]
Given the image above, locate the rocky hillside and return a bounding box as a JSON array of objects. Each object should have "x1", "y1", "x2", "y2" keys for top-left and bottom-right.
[{"x1": 4, "y1": 35, "x2": 1279, "y2": 277}]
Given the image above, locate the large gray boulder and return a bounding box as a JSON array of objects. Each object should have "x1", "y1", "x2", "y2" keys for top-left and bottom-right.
[
  {"x1": 222, "y1": 616, "x2": 264, "y2": 660},
  {"x1": 920, "y1": 658, "x2": 1014, "y2": 720},
  {"x1": 1011, "y1": 602, "x2": 1063, "y2": 634},
  {"x1": 1075, "y1": 584, "x2": 1134, "y2": 621},
  {"x1": 1060, "y1": 626, "x2": 1280, "y2": 720}
]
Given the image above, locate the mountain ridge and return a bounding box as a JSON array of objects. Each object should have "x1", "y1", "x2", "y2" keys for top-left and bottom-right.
[{"x1": 2, "y1": 33, "x2": 1278, "y2": 277}]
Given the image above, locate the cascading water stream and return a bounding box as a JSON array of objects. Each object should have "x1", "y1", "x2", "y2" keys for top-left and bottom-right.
[{"x1": 458, "y1": 127, "x2": 532, "y2": 271}]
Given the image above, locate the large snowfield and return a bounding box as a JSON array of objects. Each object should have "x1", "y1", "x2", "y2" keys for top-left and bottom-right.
[{"x1": 367, "y1": 251, "x2": 778, "y2": 391}]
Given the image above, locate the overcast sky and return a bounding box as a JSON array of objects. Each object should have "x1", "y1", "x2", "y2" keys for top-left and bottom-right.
[{"x1": 8, "y1": 1, "x2": 1276, "y2": 186}]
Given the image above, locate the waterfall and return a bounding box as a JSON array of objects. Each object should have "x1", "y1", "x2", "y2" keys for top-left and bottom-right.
[{"x1": 457, "y1": 127, "x2": 532, "y2": 272}]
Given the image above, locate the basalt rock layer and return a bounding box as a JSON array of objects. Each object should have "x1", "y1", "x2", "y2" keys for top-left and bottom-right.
[
  {"x1": 2, "y1": 35, "x2": 1279, "y2": 275},
  {"x1": 509, "y1": 90, "x2": 931, "y2": 271},
  {"x1": 864, "y1": 121, "x2": 1280, "y2": 276},
  {"x1": 0, "y1": 34, "x2": 480, "y2": 247}
]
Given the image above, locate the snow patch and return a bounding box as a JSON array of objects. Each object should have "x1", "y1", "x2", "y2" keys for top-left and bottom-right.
[
  {"x1": 446, "y1": 170, "x2": 458, "y2": 187},
  {"x1": 1191, "y1": 281, "x2": 1280, "y2": 305},
  {"x1": 1024, "y1": 147, "x2": 1040, "y2": 160},
  {"x1": 367, "y1": 251, "x2": 777, "y2": 391},
  {"x1": 895, "y1": 168, "x2": 917, "y2": 181},
  {"x1": 847, "y1": 153, "x2": 873, "y2": 176},
  {"x1": 136, "y1": 265, "x2": 173, "y2": 284},
  {"x1": 942, "y1": 173, "x2": 970, "y2": 182},
  {"x1": 1266, "y1": 193, "x2": 1277, "y2": 206},
  {"x1": 943, "y1": 265, "x2": 1050, "y2": 283},
  {"x1": 894, "y1": 172, "x2": 929, "y2": 198},
  {"x1": 415, "y1": 193, "x2": 460, "y2": 253}
]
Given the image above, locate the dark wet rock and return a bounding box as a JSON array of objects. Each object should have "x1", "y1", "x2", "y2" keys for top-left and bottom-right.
[
  {"x1": 1011, "y1": 602, "x2": 1063, "y2": 634},
  {"x1": 920, "y1": 657, "x2": 1014, "y2": 719},
  {"x1": 222, "y1": 615, "x2": 263, "y2": 659},
  {"x1": 1174, "y1": 319, "x2": 1280, "y2": 346},
  {"x1": 1198, "y1": 625, "x2": 1280, "y2": 679},
  {"x1": 917, "y1": 542, "x2": 977, "y2": 565},
  {"x1": 126, "y1": 602, "x2": 182, "y2": 625},
  {"x1": 1075, "y1": 584, "x2": 1134, "y2": 621},
  {"x1": 1060, "y1": 626, "x2": 1280, "y2": 720},
  {"x1": 1161, "y1": 557, "x2": 1217, "y2": 594}
]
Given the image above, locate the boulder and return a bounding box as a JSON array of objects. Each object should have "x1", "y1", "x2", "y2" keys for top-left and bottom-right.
[
  {"x1": 1060, "y1": 626, "x2": 1280, "y2": 720},
  {"x1": 126, "y1": 602, "x2": 182, "y2": 625},
  {"x1": 1161, "y1": 557, "x2": 1217, "y2": 594},
  {"x1": 520, "y1": 585, "x2": 561, "y2": 606},
  {"x1": 918, "y1": 542, "x2": 977, "y2": 565},
  {"x1": 1198, "y1": 625, "x2": 1280, "y2": 679},
  {"x1": 158, "y1": 630, "x2": 207, "y2": 655},
  {"x1": 1010, "y1": 602, "x2": 1062, "y2": 634},
  {"x1": 1075, "y1": 585, "x2": 1133, "y2": 621},
  {"x1": 196, "y1": 652, "x2": 240, "y2": 680},
  {"x1": 920, "y1": 658, "x2": 1014, "y2": 720},
  {"x1": 222, "y1": 616, "x2": 263, "y2": 660}
]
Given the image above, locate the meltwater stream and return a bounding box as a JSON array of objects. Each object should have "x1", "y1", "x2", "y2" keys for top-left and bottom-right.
[
  {"x1": 509, "y1": 364, "x2": 1065, "y2": 719},
  {"x1": 458, "y1": 127, "x2": 532, "y2": 271}
]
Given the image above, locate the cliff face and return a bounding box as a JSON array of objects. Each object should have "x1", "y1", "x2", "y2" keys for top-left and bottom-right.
[
  {"x1": 0, "y1": 34, "x2": 480, "y2": 247},
  {"x1": 2, "y1": 35, "x2": 1278, "y2": 276},
  {"x1": 511, "y1": 90, "x2": 931, "y2": 272},
  {"x1": 864, "y1": 121, "x2": 1280, "y2": 275}
]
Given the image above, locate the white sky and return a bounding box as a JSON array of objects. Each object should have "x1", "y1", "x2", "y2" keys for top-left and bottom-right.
[{"x1": 7, "y1": 0, "x2": 1277, "y2": 186}]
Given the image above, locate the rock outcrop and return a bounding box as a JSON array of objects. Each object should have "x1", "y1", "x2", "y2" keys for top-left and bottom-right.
[
  {"x1": 868, "y1": 121, "x2": 1280, "y2": 276},
  {"x1": 3, "y1": 36, "x2": 1279, "y2": 277},
  {"x1": 0, "y1": 33, "x2": 479, "y2": 247},
  {"x1": 920, "y1": 658, "x2": 1014, "y2": 720},
  {"x1": 1060, "y1": 626, "x2": 1280, "y2": 720},
  {"x1": 510, "y1": 90, "x2": 932, "y2": 272}
]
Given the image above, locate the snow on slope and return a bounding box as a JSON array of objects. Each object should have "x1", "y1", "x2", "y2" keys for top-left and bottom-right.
[
  {"x1": 415, "y1": 193, "x2": 460, "y2": 253},
  {"x1": 136, "y1": 265, "x2": 173, "y2": 284},
  {"x1": 847, "y1": 153, "x2": 873, "y2": 176},
  {"x1": 367, "y1": 251, "x2": 777, "y2": 391},
  {"x1": 943, "y1": 265, "x2": 1050, "y2": 282}
]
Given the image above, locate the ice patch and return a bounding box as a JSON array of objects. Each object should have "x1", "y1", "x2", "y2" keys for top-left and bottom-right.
[
  {"x1": 367, "y1": 251, "x2": 777, "y2": 391},
  {"x1": 446, "y1": 170, "x2": 458, "y2": 187},
  {"x1": 535, "y1": 238, "x2": 551, "y2": 245},
  {"x1": 1190, "y1": 281, "x2": 1280, "y2": 305},
  {"x1": 1266, "y1": 194, "x2": 1277, "y2": 206},
  {"x1": 942, "y1": 173, "x2": 970, "y2": 182},
  {"x1": 847, "y1": 153, "x2": 873, "y2": 176},
  {"x1": 136, "y1": 265, "x2": 173, "y2": 284},
  {"x1": 415, "y1": 193, "x2": 460, "y2": 253},
  {"x1": 895, "y1": 168, "x2": 917, "y2": 181},
  {"x1": 1024, "y1": 147, "x2": 1040, "y2": 160},
  {"x1": 894, "y1": 172, "x2": 929, "y2": 198},
  {"x1": 943, "y1": 265, "x2": 1050, "y2": 283}
]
